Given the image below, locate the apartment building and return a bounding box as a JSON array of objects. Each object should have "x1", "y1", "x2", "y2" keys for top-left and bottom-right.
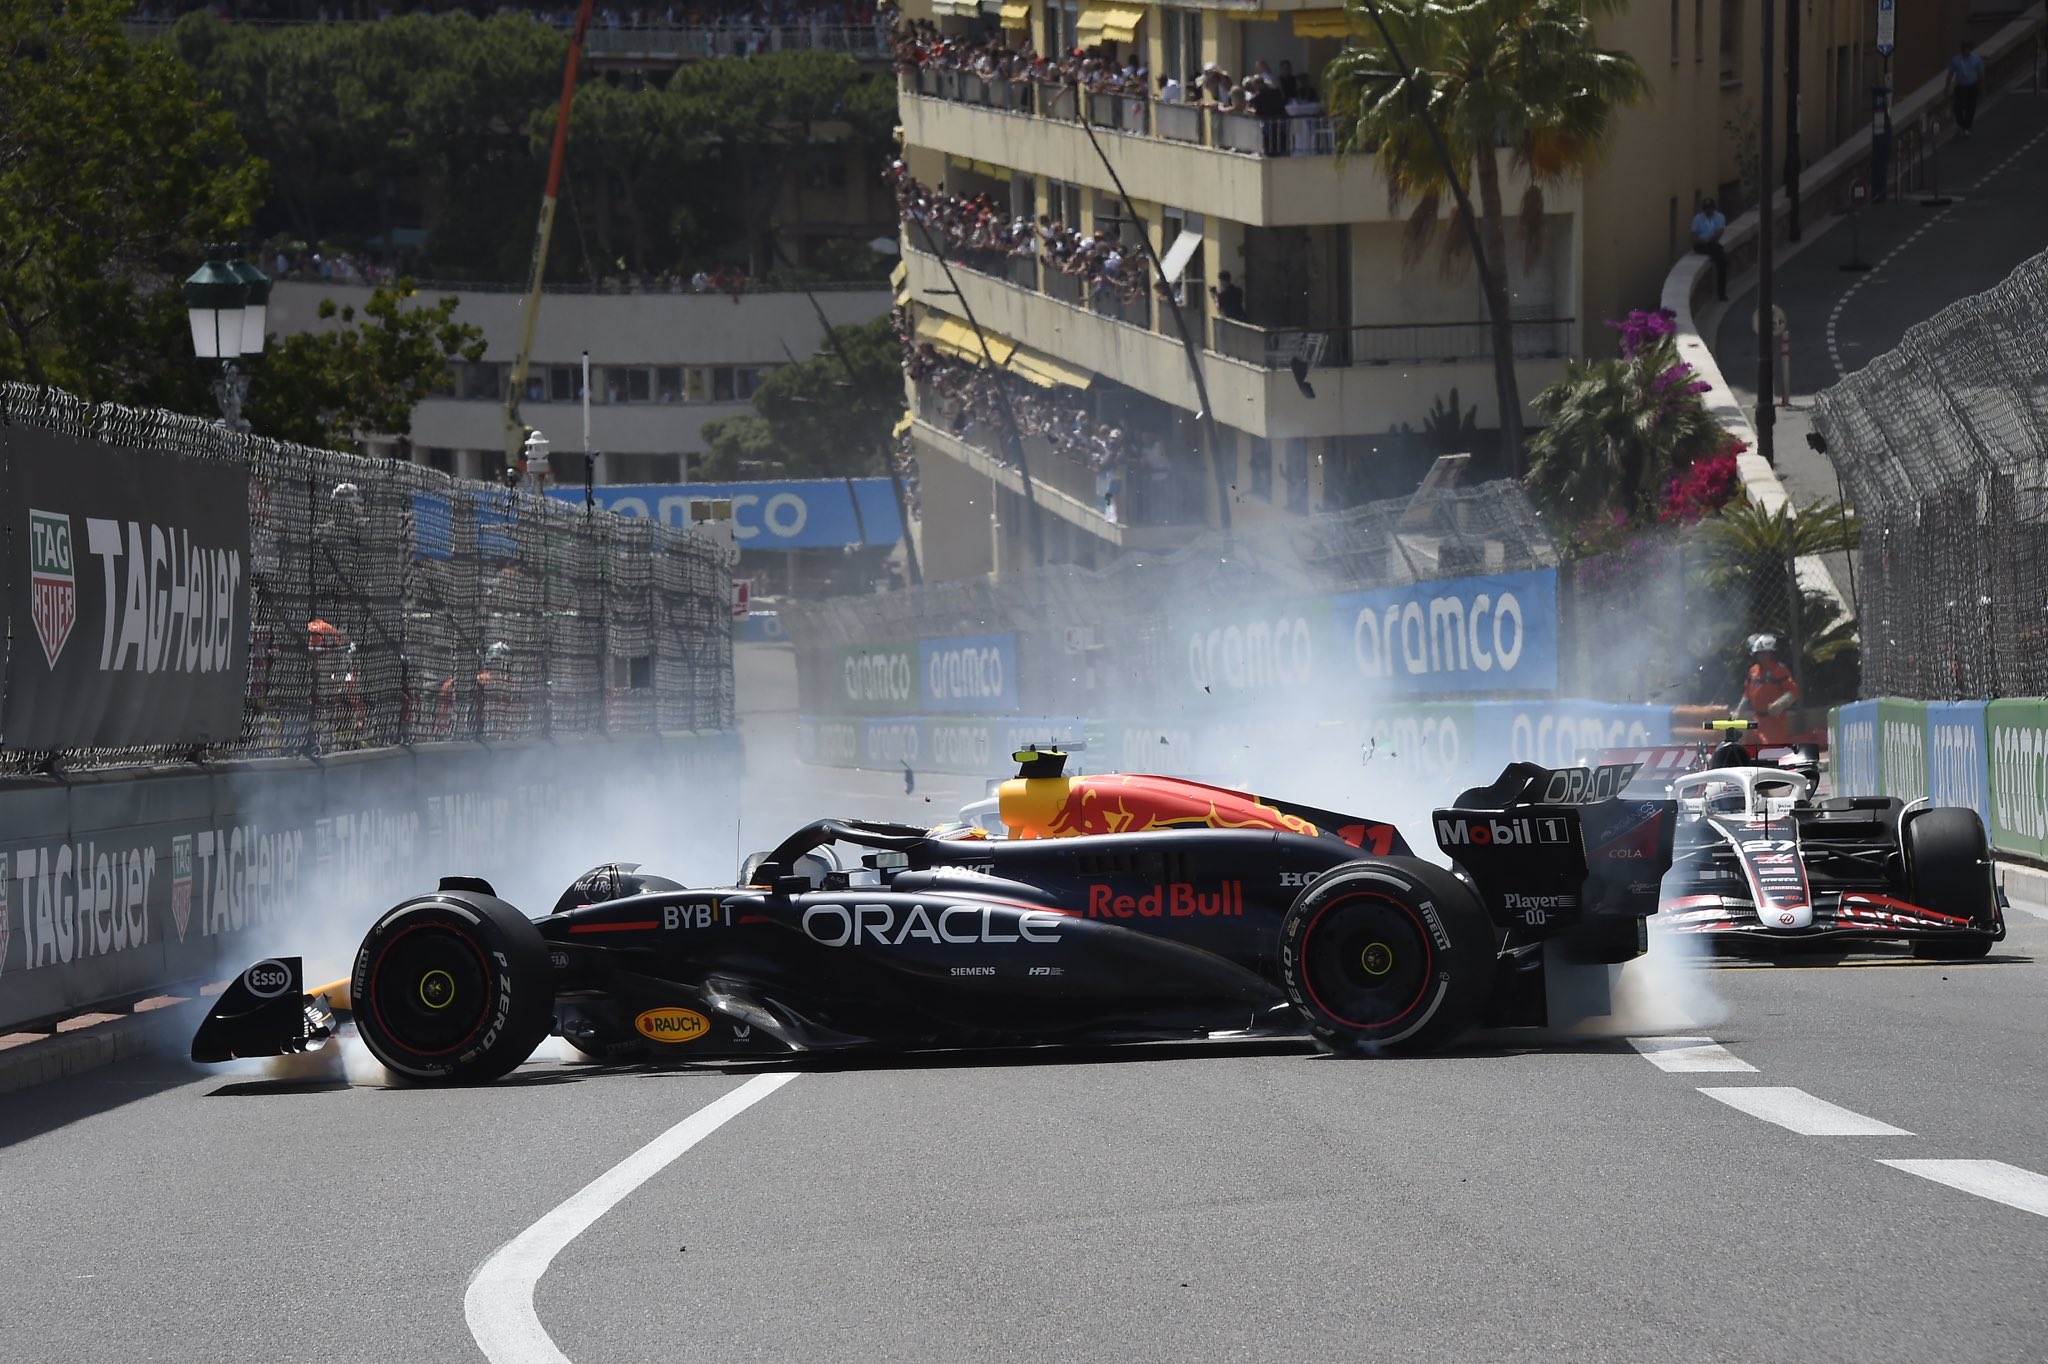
[
  {"x1": 267, "y1": 279, "x2": 891, "y2": 484},
  {"x1": 893, "y1": 0, "x2": 1987, "y2": 581}
]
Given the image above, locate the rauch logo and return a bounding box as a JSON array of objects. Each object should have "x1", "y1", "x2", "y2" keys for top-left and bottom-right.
[
  {"x1": 635, "y1": 1007, "x2": 710, "y2": 1043},
  {"x1": 28, "y1": 509, "x2": 77, "y2": 668}
]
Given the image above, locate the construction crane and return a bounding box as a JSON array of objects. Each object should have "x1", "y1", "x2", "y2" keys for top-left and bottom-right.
[{"x1": 502, "y1": 0, "x2": 599, "y2": 474}]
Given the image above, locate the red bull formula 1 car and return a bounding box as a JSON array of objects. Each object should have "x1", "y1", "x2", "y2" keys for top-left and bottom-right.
[
  {"x1": 1608, "y1": 730, "x2": 2007, "y2": 957},
  {"x1": 192, "y1": 750, "x2": 1676, "y2": 1083}
]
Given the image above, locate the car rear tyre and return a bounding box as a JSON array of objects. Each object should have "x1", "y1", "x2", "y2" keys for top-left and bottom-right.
[
  {"x1": 1280, "y1": 858, "x2": 1494, "y2": 1056},
  {"x1": 1906, "y1": 808, "x2": 1999, "y2": 960},
  {"x1": 352, "y1": 892, "x2": 553, "y2": 1083}
]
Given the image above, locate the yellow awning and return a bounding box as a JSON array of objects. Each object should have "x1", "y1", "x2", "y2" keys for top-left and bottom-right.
[
  {"x1": 998, "y1": 0, "x2": 1030, "y2": 29},
  {"x1": 889, "y1": 260, "x2": 908, "y2": 290},
  {"x1": 915, "y1": 312, "x2": 1016, "y2": 368},
  {"x1": 1006, "y1": 347, "x2": 1096, "y2": 391},
  {"x1": 1076, "y1": 0, "x2": 1143, "y2": 43},
  {"x1": 1292, "y1": 8, "x2": 1351, "y2": 37},
  {"x1": 947, "y1": 153, "x2": 1013, "y2": 182},
  {"x1": 892, "y1": 411, "x2": 916, "y2": 438}
]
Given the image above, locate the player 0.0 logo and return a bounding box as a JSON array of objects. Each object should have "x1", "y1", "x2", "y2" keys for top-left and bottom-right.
[{"x1": 27, "y1": 509, "x2": 77, "y2": 668}]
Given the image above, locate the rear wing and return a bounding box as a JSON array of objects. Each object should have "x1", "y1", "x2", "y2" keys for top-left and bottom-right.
[{"x1": 1432, "y1": 762, "x2": 1676, "y2": 935}]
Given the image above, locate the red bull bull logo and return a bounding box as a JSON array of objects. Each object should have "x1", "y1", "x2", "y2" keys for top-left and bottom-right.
[{"x1": 1000, "y1": 773, "x2": 1322, "y2": 840}]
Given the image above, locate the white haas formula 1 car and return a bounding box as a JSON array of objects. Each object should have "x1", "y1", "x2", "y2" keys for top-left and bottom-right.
[{"x1": 1606, "y1": 731, "x2": 2007, "y2": 958}]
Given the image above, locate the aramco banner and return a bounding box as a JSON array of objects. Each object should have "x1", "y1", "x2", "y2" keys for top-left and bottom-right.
[
  {"x1": 551, "y1": 480, "x2": 904, "y2": 549},
  {"x1": 1163, "y1": 572, "x2": 1560, "y2": 703},
  {"x1": 1, "y1": 428, "x2": 252, "y2": 750},
  {"x1": 1329, "y1": 569, "x2": 1559, "y2": 696}
]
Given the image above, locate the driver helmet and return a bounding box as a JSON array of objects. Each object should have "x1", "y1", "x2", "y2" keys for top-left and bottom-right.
[
  {"x1": 1709, "y1": 739, "x2": 1751, "y2": 769},
  {"x1": 1747, "y1": 633, "x2": 1780, "y2": 657}
]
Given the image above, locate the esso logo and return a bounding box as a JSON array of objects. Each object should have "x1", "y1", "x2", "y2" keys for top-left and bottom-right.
[{"x1": 243, "y1": 959, "x2": 294, "y2": 999}]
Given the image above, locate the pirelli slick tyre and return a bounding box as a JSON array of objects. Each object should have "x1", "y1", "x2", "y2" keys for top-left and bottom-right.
[
  {"x1": 1906, "y1": 809, "x2": 1999, "y2": 960},
  {"x1": 352, "y1": 893, "x2": 553, "y2": 1083},
  {"x1": 1280, "y1": 858, "x2": 1494, "y2": 1056}
]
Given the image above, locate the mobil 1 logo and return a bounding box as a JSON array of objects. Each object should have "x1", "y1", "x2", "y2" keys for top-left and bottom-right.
[{"x1": 1433, "y1": 813, "x2": 1574, "y2": 849}]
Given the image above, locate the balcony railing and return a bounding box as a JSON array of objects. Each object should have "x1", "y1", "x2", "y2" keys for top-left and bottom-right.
[
  {"x1": 908, "y1": 68, "x2": 1338, "y2": 160},
  {"x1": 1212, "y1": 316, "x2": 1578, "y2": 369},
  {"x1": 908, "y1": 241, "x2": 1565, "y2": 376}
]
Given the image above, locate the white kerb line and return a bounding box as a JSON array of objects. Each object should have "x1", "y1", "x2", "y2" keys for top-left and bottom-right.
[
  {"x1": 1628, "y1": 1037, "x2": 1758, "y2": 1073},
  {"x1": 1880, "y1": 1160, "x2": 2048, "y2": 1219},
  {"x1": 466, "y1": 1072, "x2": 800, "y2": 1364},
  {"x1": 1698, "y1": 1086, "x2": 1912, "y2": 1136}
]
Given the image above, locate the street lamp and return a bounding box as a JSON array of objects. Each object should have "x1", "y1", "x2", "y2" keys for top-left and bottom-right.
[{"x1": 183, "y1": 245, "x2": 270, "y2": 431}]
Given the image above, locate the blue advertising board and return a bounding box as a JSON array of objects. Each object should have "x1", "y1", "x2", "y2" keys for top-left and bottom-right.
[
  {"x1": 1926, "y1": 700, "x2": 1992, "y2": 823},
  {"x1": 1832, "y1": 700, "x2": 1880, "y2": 797},
  {"x1": 1329, "y1": 569, "x2": 1559, "y2": 696},
  {"x1": 548, "y1": 480, "x2": 904, "y2": 549},
  {"x1": 411, "y1": 491, "x2": 520, "y2": 561},
  {"x1": 919, "y1": 632, "x2": 1020, "y2": 713}
]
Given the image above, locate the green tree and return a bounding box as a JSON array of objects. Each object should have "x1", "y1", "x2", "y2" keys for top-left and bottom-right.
[
  {"x1": 0, "y1": 0, "x2": 262, "y2": 402},
  {"x1": 244, "y1": 282, "x2": 485, "y2": 448},
  {"x1": 1525, "y1": 328, "x2": 1726, "y2": 525},
  {"x1": 697, "y1": 314, "x2": 900, "y2": 479},
  {"x1": 1326, "y1": 0, "x2": 1650, "y2": 467}
]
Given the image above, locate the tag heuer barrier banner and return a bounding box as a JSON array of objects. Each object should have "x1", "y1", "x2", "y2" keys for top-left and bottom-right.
[{"x1": 2, "y1": 429, "x2": 251, "y2": 750}]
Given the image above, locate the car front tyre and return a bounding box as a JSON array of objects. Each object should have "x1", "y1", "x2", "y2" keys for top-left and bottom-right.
[{"x1": 352, "y1": 892, "x2": 554, "y2": 1083}]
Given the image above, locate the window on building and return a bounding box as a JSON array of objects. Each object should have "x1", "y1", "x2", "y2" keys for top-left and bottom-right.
[
  {"x1": 548, "y1": 365, "x2": 580, "y2": 402},
  {"x1": 712, "y1": 367, "x2": 737, "y2": 402},
  {"x1": 685, "y1": 367, "x2": 708, "y2": 403},
  {"x1": 1162, "y1": 7, "x2": 1203, "y2": 87},
  {"x1": 735, "y1": 367, "x2": 764, "y2": 401},
  {"x1": 1045, "y1": 0, "x2": 1077, "y2": 57},
  {"x1": 1283, "y1": 438, "x2": 1309, "y2": 514},
  {"x1": 1719, "y1": 0, "x2": 1740, "y2": 81},
  {"x1": 459, "y1": 362, "x2": 502, "y2": 402},
  {"x1": 432, "y1": 366, "x2": 457, "y2": 398},
  {"x1": 1248, "y1": 434, "x2": 1273, "y2": 501},
  {"x1": 480, "y1": 449, "x2": 507, "y2": 483},
  {"x1": 426, "y1": 447, "x2": 456, "y2": 474},
  {"x1": 656, "y1": 366, "x2": 683, "y2": 403}
]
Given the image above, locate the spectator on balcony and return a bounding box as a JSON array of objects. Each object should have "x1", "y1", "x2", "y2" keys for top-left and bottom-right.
[
  {"x1": 1158, "y1": 71, "x2": 1182, "y2": 103},
  {"x1": 1251, "y1": 74, "x2": 1288, "y2": 155},
  {"x1": 1212, "y1": 271, "x2": 1245, "y2": 321}
]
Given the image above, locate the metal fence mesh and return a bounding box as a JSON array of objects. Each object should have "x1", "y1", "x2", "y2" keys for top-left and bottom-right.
[
  {"x1": 783, "y1": 475, "x2": 1824, "y2": 715},
  {"x1": 0, "y1": 383, "x2": 735, "y2": 772},
  {"x1": 1811, "y1": 247, "x2": 2048, "y2": 700}
]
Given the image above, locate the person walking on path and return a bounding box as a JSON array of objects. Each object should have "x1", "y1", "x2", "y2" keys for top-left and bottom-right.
[
  {"x1": 1692, "y1": 198, "x2": 1730, "y2": 301},
  {"x1": 1949, "y1": 39, "x2": 1986, "y2": 136}
]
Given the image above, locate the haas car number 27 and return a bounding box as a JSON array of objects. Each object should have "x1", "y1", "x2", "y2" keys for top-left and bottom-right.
[{"x1": 193, "y1": 751, "x2": 1675, "y2": 1082}]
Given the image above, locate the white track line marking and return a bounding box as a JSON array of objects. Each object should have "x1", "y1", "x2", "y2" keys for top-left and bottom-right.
[
  {"x1": 466, "y1": 1072, "x2": 799, "y2": 1364},
  {"x1": 1628, "y1": 1037, "x2": 1758, "y2": 1072},
  {"x1": 1698, "y1": 1086, "x2": 1912, "y2": 1136},
  {"x1": 1880, "y1": 1159, "x2": 2048, "y2": 1218}
]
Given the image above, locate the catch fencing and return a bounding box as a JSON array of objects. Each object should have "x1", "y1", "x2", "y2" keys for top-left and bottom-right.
[
  {"x1": 0, "y1": 383, "x2": 735, "y2": 774},
  {"x1": 1811, "y1": 247, "x2": 2048, "y2": 701},
  {"x1": 781, "y1": 481, "x2": 1562, "y2": 713},
  {"x1": 784, "y1": 478, "x2": 1823, "y2": 721}
]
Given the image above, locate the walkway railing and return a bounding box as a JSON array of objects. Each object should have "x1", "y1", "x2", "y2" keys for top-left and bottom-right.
[
  {"x1": 124, "y1": 14, "x2": 890, "y2": 60},
  {"x1": 908, "y1": 67, "x2": 1337, "y2": 160}
]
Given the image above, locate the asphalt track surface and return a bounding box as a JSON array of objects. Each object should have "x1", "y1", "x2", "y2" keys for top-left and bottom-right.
[{"x1": 6, "y1": 651, "x2": 2048, "y2": 1362}]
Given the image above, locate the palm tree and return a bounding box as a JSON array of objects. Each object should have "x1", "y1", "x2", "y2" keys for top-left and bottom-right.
[
  {"x1": 1524, "y1": 329, "x2": 1725, "y2": 522},
  {"x1": 1697, "y1": 497, "x2": 1861, "y2": 668},
  {"x1": 1326, "y1": 0, "x2": 1651, "y2": 475}
]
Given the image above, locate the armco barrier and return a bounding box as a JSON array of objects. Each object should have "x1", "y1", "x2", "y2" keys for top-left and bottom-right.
[
  {"x1": 798, "y1": 701, "x2": 1692, "y2": 795},
  {"x1": 1830, "y1": 698, "x2": 2048, "y2": 865},
  {"x1": 0, "y1": 732, "x2": 740, "y2": 1034}
]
